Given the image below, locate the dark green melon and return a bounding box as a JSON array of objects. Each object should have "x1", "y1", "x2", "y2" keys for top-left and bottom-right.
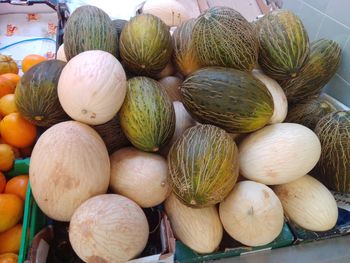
[
  {"x1": 119, "y1": 77, "x2": 175, "y2": 152},
  {"x1": 112, "y1": 19, "x2": 127, "y2": 59},
  {"x1": 168, "y1": 124, "x2": 239, "y2": 207},
  {"x1": 279, "y1": 39, "x2": 341, "y2": 104},
  {"x1": 313, "y1": 111, "x2": 350, "y2": 192},
  {"x1": 192, "y1": 7, "x2": 258, "y2": 71},
  {"x1": 112, "y1": 19, "x2": 127, "y2": 39},
  {"x1": 15, "y1": 60, "x2": 70, "y2": 127},
  {"x1": 181, "y1": 67, "x2": 274, "y2": 134},
  {"x1": 257, "y1": 10, "x2": 310, "y2": 80},
  {"x1": 285, "y1": 96, "x2": 336, "y2": 130},
  {"x1": 172, "y1": 18, "x2": 201, "y2": 77},
  {"x1": 92, "y1": 114, "x2": 130, "y2": 154},
  {"x1": 63, "y1": 5, "x2": 117, "y2": 61},
  {"x1": 120, "y1": 14, "x2": 172, "y2": 77}
]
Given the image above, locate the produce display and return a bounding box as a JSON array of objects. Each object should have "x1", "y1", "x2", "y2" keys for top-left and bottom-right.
[{"x1": 1, "y1": 2, "x2": 349, "y2": 262}]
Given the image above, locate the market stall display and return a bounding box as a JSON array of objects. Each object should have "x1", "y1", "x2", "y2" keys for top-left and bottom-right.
[{"x1": 1, "y1": 1, "x2": 350, "y2": 262}]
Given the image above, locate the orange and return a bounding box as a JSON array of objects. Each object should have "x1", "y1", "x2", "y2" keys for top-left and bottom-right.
[
  {"x1": 0, "y1": 73, "x2": 20, "y2": 87},
  {"x1": 0, "y1": 224, "x2": 22, "y2": 254},
  {"x1": 0, "y1": 194, "x2": 23, "y2": 232},
  {"x1": 0, "y1": 112, "x2": 37, "y2": 148},
  {"x1": 0, "y1": 94, "x2": 17, "y2": 117},
  {"x1": 21, "y1": 54, "x2": 46, "y2": 73},
  {"x1": 0, "y1": 173, "x2": 5, "y2": 193},
  {"x1": 5, "y1": 175, "x2": 28, "y2": 201},
  {"x1": 0, "y1": 253, "x2": 18, "y2": 263},
  {"x1": 0, "y1": 77, "x2": 16, "y2": 99},
  {"x1": 0, "y1": 144, "x2": 15, "y2": 172}
]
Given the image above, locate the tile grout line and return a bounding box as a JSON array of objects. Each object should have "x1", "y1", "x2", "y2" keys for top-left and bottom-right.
[
  {"x1": 299, "y1": 0, "x2": 350, "y2": 30},
  {"x1": 336, "y1": 73, "x2": 350, "y2": 86}
]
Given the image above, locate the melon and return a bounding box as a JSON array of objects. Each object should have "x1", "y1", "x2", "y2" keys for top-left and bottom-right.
[
  {"x1": 181, "y1": 67, "x2": 274, "y2": 134},
  {"x1": 56, "y1": 44, "x2": 67, "y2": 62},
  {"x1": 219, "y1": 181, "x2": 284, "y2": 247},
  {"x1": 285, "y1": 96, "x2": 336, "y2": 130},
  {"x1": 63, "y1": 5, "x2": 117, "y2": 61},
  {"x1": 168, "y1": 124, "x2": 239, "y2": 207},
  {"x1": 15, "y1": 60, "x2": 70, "y2": 127},
  {"x1": 165, "y1": 193, "x2": 223, "y2": 254},
  {"x1": 109, "y1": 147, "x2": 170, "y2": 208},
  {"x1": 172, "y1": 18, "x2": 201, "y2": 77},
  {"x1": 279, "y1": 39, "x2": 341, "y2": 103},
  {"x1": 192, "y1": 7, "x2": 258, "y2": 71},
  {"x1": 119, "y1": 77, "x2": 175, "y2": 152},
  {"x1": 58, "y1": 50, "x2": 126, "y2": 125},
  {"x1": 69, "y1": 194, "x2": 149, "y2": 263},
  {"x1": 274, "y1": 175, "x2": 338, "y2": 231},
  {"x1": 141, "y1": 0, "x2": 194, "y2": 27},
  {"x1": 120, "y1": 14, "x2": 172, "y2": 77},
  {"x1": 158, "y1": 76, "x2": 183, "y2": 102},
  {"x1": 313, "y1": 111, "x2": 350, "y2": 192},
  {"x1": 112, "y1": 19, "x2": 127, "y2": 39},
  {"x1": 239, "y1": 123, "x2": 321, "y2": 185},
  {"x1": 29, "y1": 121, "x2": 110, "y2": 221},
  {"x1": 92, "y1": 115, "x2": 130, "y2": 154},
  {"x1": 159, "y1": 101, "x2": 196, "y2": 156},
  {"x1": 252, "y1": 70, "x2": 288, "y2": 124},
  {"x1": 257, "y1": 10, "x2": 309, "y2": 80},
  {"x1": 155, "y1": 62, "x2": 176, "y2": 79}
]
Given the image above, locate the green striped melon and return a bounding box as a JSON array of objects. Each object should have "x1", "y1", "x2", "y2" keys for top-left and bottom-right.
[
  {"x1": 15, "y1": 60, "x2": 70, "y2": 127},
  {"x1": 181, "y1": 67, "x2": 274, "y2": 134},
  {"x1": 279, "y1": 39, "x2": 341, "y2": 104},
  {"x1": 313, "y1": 111, "x2": 350, "y2": 192},
  {"x1": 119, "y1": 77, "x2": 175, "y2": 152},
  {"x1": 120, "y1": 14, "x2": 172, "y2": 77},
  {"x1": 285, "y1": 96, "x2": 336, "y2": 130},
  {"x1": 172, "y1": 18, "x2": 201, "y2": 77},
  {"x1": 168, "y1": 124, "x2": 239, "y2": 207},
  {"x1": 257, "y1": 10, "x2": 309, "y2": 80},
  {"x1": 63, "y1": 5, "x2": 117, "y2": 61},
  {"x1": 192, "y1": 7, "x2": 258, "y2": 71}
]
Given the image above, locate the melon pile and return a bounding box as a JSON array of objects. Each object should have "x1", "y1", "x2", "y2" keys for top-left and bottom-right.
[{"x1": 15, "y1": 3, "x2": 349, "y2": 262}]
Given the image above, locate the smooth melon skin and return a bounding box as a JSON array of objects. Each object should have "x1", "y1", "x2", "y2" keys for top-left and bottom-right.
[
  {"x1": 109, "y1": 147, "x2": 170, "y2": 208},
  {"x1": 120, "y1": 14, "x2": 172, "y2": 77},
  {"x1": 239, "y1": 123, "x2": 321, "y2": 185},
  {"x1": 219, "y1": 181, "x2": 284, "y2": 247},
  {"x1": 273, "y1": 175, "x2": 338, "y2": 231},
  {"x1": 63, "y1": 5, "x2": 117, "y2": 61},
  {"x1": 193, "y1": 7, "x2": 258, "y2": 71},
  {"x1": 29, "y1": 121, "x2": 110, "y2": 221},
  {"x1": 257, "y1": 10, "x2": 309, "y2": 80},
  {"x1": 165, "y1": 193, "x2": 223, "y2": 254},
  {"x1": 57, "y1": 50, "x2": 127, "y2": 125},
  {"x1": 69, "y1": 194, "x2": 149, "y2": 263}
]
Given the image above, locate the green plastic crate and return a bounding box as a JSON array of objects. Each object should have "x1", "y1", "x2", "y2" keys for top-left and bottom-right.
[{"x1": 5, "y1": 158, "x2": 46, "y2": 263}]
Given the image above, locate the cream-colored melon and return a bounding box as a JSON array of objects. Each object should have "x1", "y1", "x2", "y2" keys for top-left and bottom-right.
[
  {"x1": 219, "y1": 181, "x2": 284, "y2": 247},
  {"x1": 29, "y1": 121, "x2": 110, "y2": 221},
  {"x1": 239, "y1": 123, "x2": 321, "y2": 185},
  {"x1": 109, "y1": 147, "x2": 170, "y2": 208},
  {"x1": 252, "y1": 70, "x2": 288, "y2": 124},
  {"x1": 165, "y1": 193, "x2": 223, "y2": 253},
  {"x1": 274, "y1": 175, "x2": 338, "y2": 231},
  {"x1": 56, "y1": 44, "x2": 67, "y2": 62},
  {"x1": 69, "y1": 194, "x2": 149, "y2": 263},
  {"x1": 58, "y1": 50, "x2": 126, "y2": 125}
]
